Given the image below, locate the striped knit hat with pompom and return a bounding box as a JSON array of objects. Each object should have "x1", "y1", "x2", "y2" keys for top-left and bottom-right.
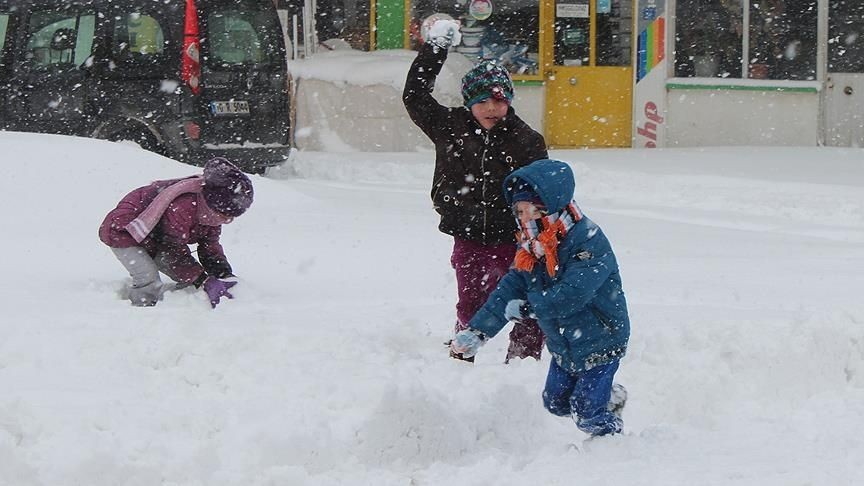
[{"x1": 461, "y1": 61, "x2": 514, "y2": 108}]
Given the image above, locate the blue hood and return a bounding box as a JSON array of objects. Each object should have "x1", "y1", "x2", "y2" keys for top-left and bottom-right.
[{"x1": 503, "y1": 159, "x2": 575, "y2": 213}]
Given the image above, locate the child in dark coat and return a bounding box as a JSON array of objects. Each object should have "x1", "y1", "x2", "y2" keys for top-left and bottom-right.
[
  {"x1": 99, "y1": 157, "x2": 253, "y2": 307},
  {"x1": 403, "y1": 19, "x2": 548, "y2": 362},
  {"x1": 451, "y1": 159, "x2": 630, "y2": 436}
]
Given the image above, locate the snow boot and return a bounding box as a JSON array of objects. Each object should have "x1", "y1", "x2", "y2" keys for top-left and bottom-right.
[
  {"x1": 449, "y1": 348, "x2": 475, "y2": 363},
  {"x1": 128, "y1": 280, "x2": 163, "y2": 307},
  {"x1": 607, "y1": 383, "x2": 627, "y2": 420}
]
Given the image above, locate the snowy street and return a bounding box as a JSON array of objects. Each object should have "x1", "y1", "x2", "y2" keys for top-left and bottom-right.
[{"x1": 1, "y1": 132, "x2": 863, "y2": 484}]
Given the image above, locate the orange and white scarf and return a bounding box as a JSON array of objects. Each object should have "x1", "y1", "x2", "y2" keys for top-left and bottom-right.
[{"x1": 514, "y1": 202, "x2": 582, "y2": 277}]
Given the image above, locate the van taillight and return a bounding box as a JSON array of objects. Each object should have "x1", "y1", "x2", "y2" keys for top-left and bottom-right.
[
  {"x1": 184, "y1": 121, "x2": 201, "y2": 140},
  {"x1": 181, "y1": 0, "x2": 201, "y2": 95}
]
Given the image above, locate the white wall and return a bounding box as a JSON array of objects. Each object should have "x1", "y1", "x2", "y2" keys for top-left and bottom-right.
[
  {"x1": 510, "y1": 85, "x2": 545, "y2": 136},
  {"x1": 293, "y1": 79, "x2": 433, "y2": 151},
  {"x1": 294, "y1": 80, "x2": 547, "y2": 152},
  {"x1": 666, "y1": 84, "x2": 821, "y2": 147},
  {"x1": 291, "y1": 49, "x2": 475, "y2": 152}
]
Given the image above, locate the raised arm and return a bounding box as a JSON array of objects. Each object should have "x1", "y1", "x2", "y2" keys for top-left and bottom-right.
[{"x1": 402, "y1": 43, "x2": 453, "y2": 141}]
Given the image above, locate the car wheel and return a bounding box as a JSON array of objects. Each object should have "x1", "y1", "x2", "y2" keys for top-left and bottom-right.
[{"x1": 109, "y1": 128, "x2": 166, "y2": 156}]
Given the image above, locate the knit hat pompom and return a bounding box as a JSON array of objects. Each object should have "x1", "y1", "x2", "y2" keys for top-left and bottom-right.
[
  {"x1": 461, "y1": 61, "x2": 514, "y2": 108},
  {"x1": 202, "y1": 157, "x2": 254, "y2": 217}
]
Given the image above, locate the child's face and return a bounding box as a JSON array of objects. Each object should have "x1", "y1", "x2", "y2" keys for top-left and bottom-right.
[
  {"x1": 470, "y1": 97, "x2": 510, "y2": 130},
  {"x1": 197, "y1": 199, "x2": 235, "y2": 226},
  {"x1": 513, "y1": 201, "x2": 544, "y2": 226}
]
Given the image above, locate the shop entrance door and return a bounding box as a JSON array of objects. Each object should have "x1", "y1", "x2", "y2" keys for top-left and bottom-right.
[
  {"x1": 544, "y1": 0, "x2": 633, "y2": 148},
  {"x1": 824, "y1": 2, "x2": 864, "y2": 146}
]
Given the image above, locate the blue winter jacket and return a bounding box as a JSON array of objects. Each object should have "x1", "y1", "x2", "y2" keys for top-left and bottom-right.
[{"x1": 468, "y1": 159, "x2": 630, "y2": 374}]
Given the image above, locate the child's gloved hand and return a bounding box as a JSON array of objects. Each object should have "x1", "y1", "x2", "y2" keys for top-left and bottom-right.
[
  {"x1": 450, "y1": 328, "x2": 485, "y2": 358},
  {"x1": 203, "y1": 276, "x2": 237, "y2": 308},
  {"x1": 505, "y1": 299, "x2": 535, "y2": 323},
  {"x1": 426, "y1": 19, "x2": 462, "y2": 49}
]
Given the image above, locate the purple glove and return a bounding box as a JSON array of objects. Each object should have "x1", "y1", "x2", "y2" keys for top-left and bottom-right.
[{"x1": 203, "y1": 276, "x2": 237, "y2": 308}]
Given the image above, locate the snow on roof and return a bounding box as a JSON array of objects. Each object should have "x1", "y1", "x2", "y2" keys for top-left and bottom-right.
[{"x1": 288, "y1": 47, "x2": 475, "y2": 97}]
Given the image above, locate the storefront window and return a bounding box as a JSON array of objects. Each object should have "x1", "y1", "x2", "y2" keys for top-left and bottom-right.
[
  {"x1": 828, "y1": 0, "x2": 864, "y2": 73},
  {"x1": 674, "y1": 0, "x2": 743, "y2": 78},
  {"x1": 749, "y1": 0, "x2": 817, "y2": 80},
  {"x1": 410, "y1": 0, "x2": 541, "y2": 76},
  {"x1": 553, "y1": 1, "x2": 590, "y2": 66},
  {"x1": 675, "y1": 0, "x2": 817, "y2": 80},
  {"x1": 597, "y1": 0, "x2": 633, "y2": 66},
  {"x1": 316, "y1": 0, "x2": 371, "y2": 50},
  {"x1": 553, "y1": 0, "x2": 631, "y2": 67}
]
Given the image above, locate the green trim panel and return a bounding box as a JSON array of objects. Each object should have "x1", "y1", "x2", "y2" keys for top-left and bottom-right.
[
  {"x1": 514, "y1": 80, "x2": 545, "y2": 86},
  {"x1": 666, "y1": 83, "x2": 818, "y2": 93},
  {"x1": 376, "y1": 0, "x2": 404, "y2": 49}
]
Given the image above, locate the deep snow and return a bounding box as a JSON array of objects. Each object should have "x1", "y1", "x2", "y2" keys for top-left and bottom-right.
[{"x1": 1, "y1": 131, "x2": 863, "y2": 485}]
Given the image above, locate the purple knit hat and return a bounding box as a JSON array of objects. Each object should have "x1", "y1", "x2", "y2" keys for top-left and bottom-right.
[{"x1": 202, "y1": 157, "x2": 254, "y2": 217}]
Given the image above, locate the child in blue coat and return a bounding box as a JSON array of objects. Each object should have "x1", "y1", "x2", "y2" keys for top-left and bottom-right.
[{"x1": 450, "y1": 159, "x2": 630, "y2": 436}]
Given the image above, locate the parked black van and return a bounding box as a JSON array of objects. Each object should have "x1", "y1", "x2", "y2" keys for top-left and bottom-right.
[{"x1": 0, "y1": 0, "x2": 292, "y2": 172}]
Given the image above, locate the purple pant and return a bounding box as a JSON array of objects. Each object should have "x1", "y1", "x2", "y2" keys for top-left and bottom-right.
[{"x1": 451, "y1": 237, "x2": 544, "y2": 361}]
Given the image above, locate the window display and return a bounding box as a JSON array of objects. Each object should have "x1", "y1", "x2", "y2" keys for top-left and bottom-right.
[
  {"x1": 315, "y1": 0, "x2": 371, "y2": 50},
  {"x1": 674, "y1": 0, "x2": 743, "y2": 78},
  {"x1": 749, "y1": 0, "x2": 817, "y2": 80},
  {"x1": 829, "y1": 0, "x2": 864, "y2": 73},
  {"x1": 410, "y1": 0, "x2": 541, "y2": 76},
  {"x1": 674, "y1": 0, "x2": 817, "y2": 80}
]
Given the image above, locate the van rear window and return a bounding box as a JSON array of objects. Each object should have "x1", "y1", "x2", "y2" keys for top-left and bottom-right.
[{"x1": 205, "y1": 3, "x2": 281, "y2": 69}]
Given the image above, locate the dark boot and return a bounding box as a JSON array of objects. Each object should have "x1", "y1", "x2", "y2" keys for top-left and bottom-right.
[{"x1": 449, "y1": 348, "x2": 475, "y2": 363}]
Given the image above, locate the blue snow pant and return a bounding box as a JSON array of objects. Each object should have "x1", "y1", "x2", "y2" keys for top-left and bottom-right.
[{"x1": 542, "y1": 358, "x2": 622, "y2": 436}]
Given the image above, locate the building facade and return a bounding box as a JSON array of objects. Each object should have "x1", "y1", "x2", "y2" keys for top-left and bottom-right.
[{"x1": 278, "y1": 0, "x2": 864, "y2": 148}]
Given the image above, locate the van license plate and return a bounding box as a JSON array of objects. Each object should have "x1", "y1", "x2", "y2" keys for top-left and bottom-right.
[{"x1": 210, "y1": 100, "x2": 250, "y2": 116}]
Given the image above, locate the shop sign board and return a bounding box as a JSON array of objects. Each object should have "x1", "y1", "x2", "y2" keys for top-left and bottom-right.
[{"x1": 633, "y1": 0, "x2": 667, "y2": 148}]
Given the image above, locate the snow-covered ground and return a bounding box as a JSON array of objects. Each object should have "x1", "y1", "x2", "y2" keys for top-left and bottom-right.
[{"x1": 1, "y1": 131, "x2": 863, "y2": 485}]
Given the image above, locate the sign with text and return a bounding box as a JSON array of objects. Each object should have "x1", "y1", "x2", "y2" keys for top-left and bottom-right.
[
  {"x1": 556, "y1": 3, "x2": 589, "y2": 18},
  {"x1": 633, "y1": 0, "x2": 667, "y2": 148}
]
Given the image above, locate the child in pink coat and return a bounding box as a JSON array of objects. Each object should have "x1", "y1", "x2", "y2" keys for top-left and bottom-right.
[{"x1": 99, "y1": 158, "x2": 253, "y2": 307}]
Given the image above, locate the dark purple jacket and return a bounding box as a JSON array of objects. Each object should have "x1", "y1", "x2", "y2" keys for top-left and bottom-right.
[
  {"x1": 99, "y1": 179, "x2": 233, "y2": 284},
  {"x1": 403, "y1": 44, "x2": 548, "y2": 245}
]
